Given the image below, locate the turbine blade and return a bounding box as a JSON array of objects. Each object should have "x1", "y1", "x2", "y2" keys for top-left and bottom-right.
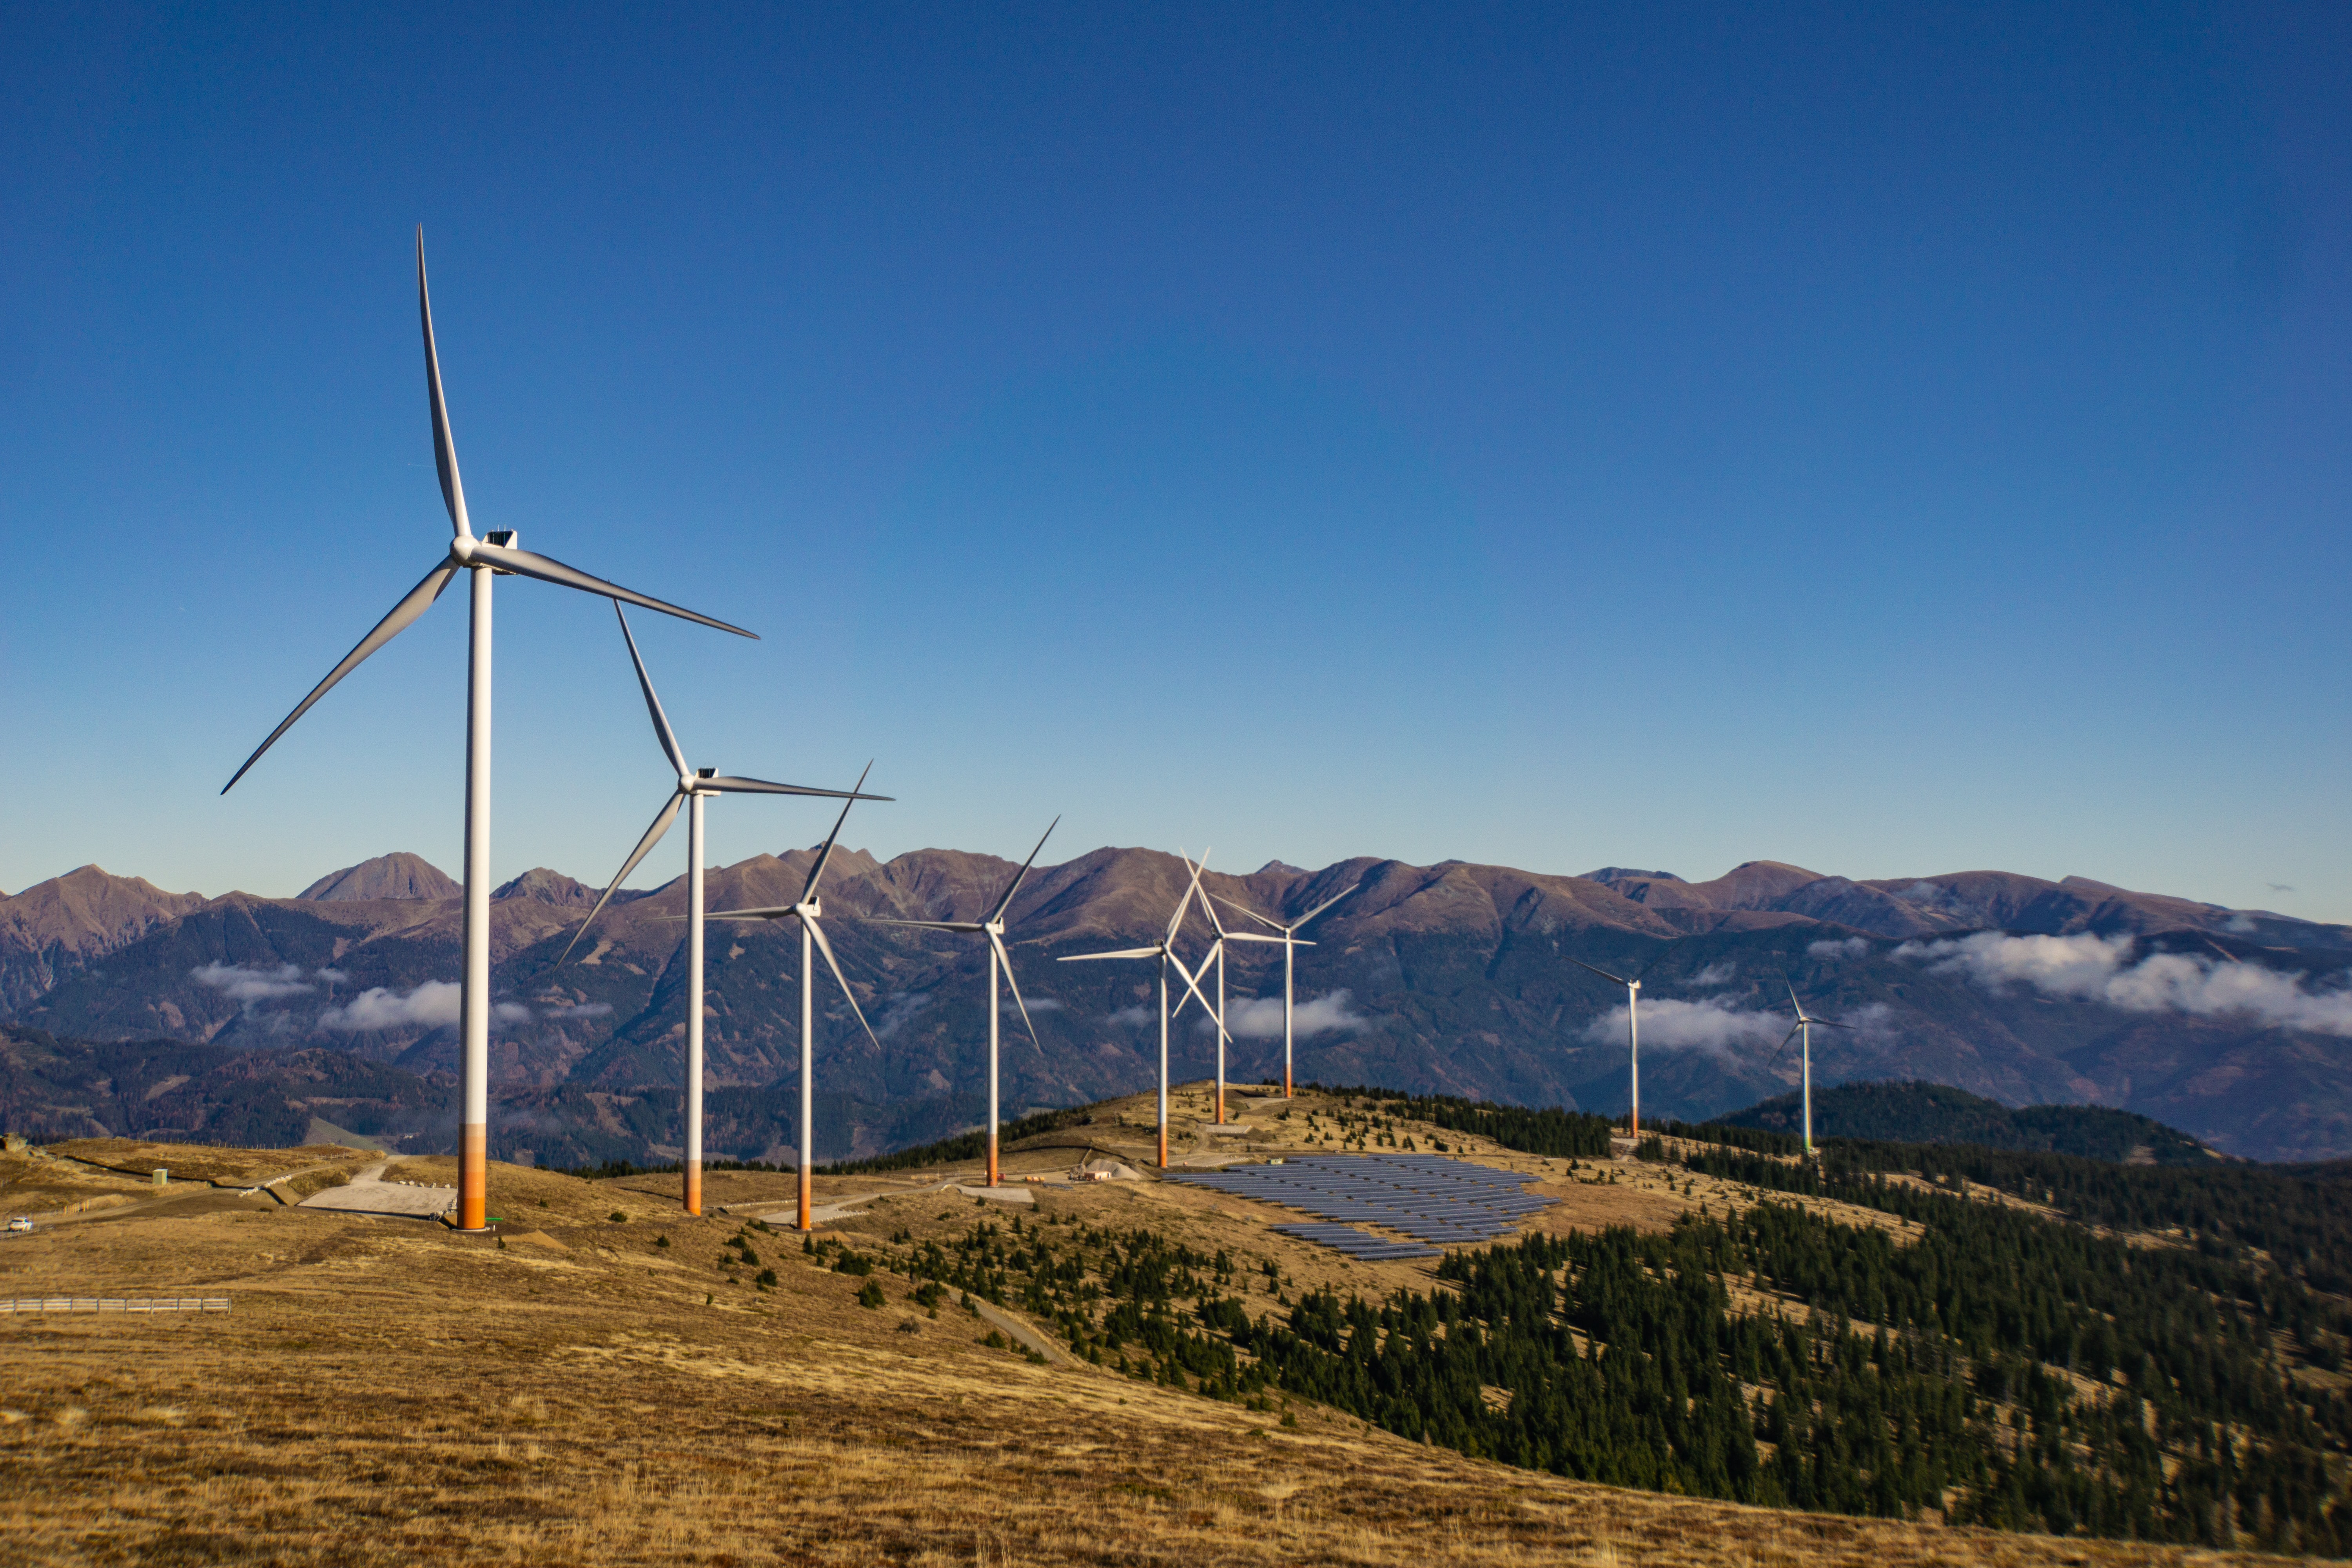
[
  {"x1": 986, "y1": 815, "x2": 1059, "y2": 927},
  {"x1": 989, "y1": 929, "x2": 1042, "y2": 1053},
  {"x1": 1633, "y1": 936, "x2": 1684, "y2": 984},
  {"x1": 1294, "y1": 883, "x2": 1361, "y2": 929},
  {"x1": 1169, "y1": 945, "x2": 1227, "y2": 1040},
  {"x1": 221, "y1": 559, "x2": 459, "y2": 793},
  {"x1": 559, "y1": 789, "x2": 686, "y2": 964},
  {"x1": 612, "y1": 604, "x2": 687, "y2": 777},
  {"x1": 416, "y1": 228, "x2": 470, "y2": 540},
  {"x1": 806, "y1": 916, "x2": 879, "y2": 1049},
  {"x1": 802, "y1": 761, "x2": 873, "y2": 902},
  {"x1": 467, "y1": 541, "x2": 757, "y2": 639},
  {"x1": 1764, "y1": 1024, "x2": 1801, "y2": 1076},
  {"x1": 702, "y1": 775, "x2": 893, "y2": 800},
  {"x1": 1220, "y1": 932, "x2": 1286, "y2": 944},
  {"x1": 1566, "y1": 955, "x2": 1633, "y2": 987},
  {"x1": 1165, "y1": 851, "x2": 1209, "y2": 945},
  {"x1": 703, "y1": 906, "x2": 793, "y2": 920},
  {"x1": 1212, "y1": 893, "x2": 1285, "y2": 933},
  {"x1": 1194, "y1": 869, "x2": 1231, "y2": 938},
  {"x1": 862, "y1": 918, "x2": 984, "y2": 932},
  {"x1": 1812, "y1": 1018, "x2": 1855, "y2": 1030},
  {"x1": 1057, "y1": 947, "x2": 1161, "y2": 962}
]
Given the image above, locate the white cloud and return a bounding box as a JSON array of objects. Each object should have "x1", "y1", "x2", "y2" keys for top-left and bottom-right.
[
  {"x1": 1808, "y1": 937, "x2": 1871, "y2": 961},
  {"x1": 1002, "y1": 996, "x2": 1063, "y2": 1013},
  {"x1": 1894, "y1": 931, "x2": 2352, "y2": 1037},
  {"x1": 190, "y1": 962, "x2": 312, "y2": 1004},
  {"x1": 873, "y1": 992, "x2": 930, "y2": 1042},
  {"x1": 543, "y1": 1002, "x2": 613, "y2": 1020},
  {"x1": 319, "y1": 980, "x2": 531, "y2": 1031},
  {"x1": 1686, "y1": 962, "x2": 1735, "y2": 988},
  {"x1": 1584, "y1": 997, "x2": 1784, "y2": 1053},
  {"x1": 1207, "y1": 989, "x2": 1368, "y2": 1039},
  {"x1": 1107, "y1": 1005, "x2": 1153, "y2": 1029}
]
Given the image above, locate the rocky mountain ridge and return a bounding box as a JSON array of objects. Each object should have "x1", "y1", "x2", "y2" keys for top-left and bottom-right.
[{"x1": 4, "y1": 848, "x2": 2348, "y2": 1162}]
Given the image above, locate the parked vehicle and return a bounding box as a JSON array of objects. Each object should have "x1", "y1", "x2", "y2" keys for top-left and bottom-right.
[{"x1": 5, "y1": 1216, "x2": 33, "y2": 1234}]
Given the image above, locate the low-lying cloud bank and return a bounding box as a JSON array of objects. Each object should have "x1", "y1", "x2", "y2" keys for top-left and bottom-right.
[
  {"x1": 191, "y1": 962, "x2": 313, "y2": 1003},
  {"x1": 1894, "y1": 932, "x2": 2352, "y2": 1037},
  {"x1": 1582, "y1": 997, "x2": 1784, "y2": 1053},
  {"x1": 319, "y1": 980, "x2": 531, "y2": 1031},
  {"x1": 1214, "y1": 989, "x2": 1367, "y2": 1040}
]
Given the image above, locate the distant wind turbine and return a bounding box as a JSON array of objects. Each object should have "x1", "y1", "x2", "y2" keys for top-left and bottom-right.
[
  {"x1": 1058, "y1": 854, "x2": 1223, "y2": 1168},
  {"x1": 557, "y1": 603, "x2": 886, "y2": 1217},
  {"x1": 1566, "y1": 941, "x2": 1680, "y2": 1140},
  {"x1": 704, "y1": 773, "x2": 885, "y2": 1230},
  {"x1": 1169, "y1": 852, "x2": 1238, "y2": 1124},
  {"x1": 1770, "y1": 975, "x2": 1851, "y2": 1157},
  {"x1": 222, "y1": 230, "x2": 755, "y2": 1232},
  {"x1": 1214, "y1": 882, "x2": 1359, "y2": 1099},
  {"x1": 862, "y1": 818, "x2": 1059, "y2": 1188}
]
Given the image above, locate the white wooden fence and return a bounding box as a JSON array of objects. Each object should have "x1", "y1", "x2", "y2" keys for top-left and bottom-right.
[{"x1": 0, "y1": 1297, "x2": 230, "y2": 1313}]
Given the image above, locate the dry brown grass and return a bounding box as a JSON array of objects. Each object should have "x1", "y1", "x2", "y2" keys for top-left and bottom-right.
[{"x1": 0, "y1": 1136, "x2": 2323, "y2": 1566}]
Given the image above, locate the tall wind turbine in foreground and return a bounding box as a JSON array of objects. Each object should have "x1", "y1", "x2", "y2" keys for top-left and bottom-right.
[
  {"x1": 222, "y1": 230, "x2": 755, "y2": 1232},
  {"x1": 1771, "y1": 976, "x2": 1851, "y2": 1158},
  {"x1": 705, "y1": 775, "x2": 884, "y2": 1231},
  {"x1": 557, "y1": 604, "x2": 887, "y2": 1216},
  {"x1": 863, "y1": 818, "x2": 1059, "y2": 1188},
  {"x1": 1171, "y1": 853, "x2": 1237, "y2": 1123},
  {"x1": 1566, "y1": 941, "x2": 1680, "y2": 1140},
  {"x1": 1213, "y1": 882, "x2": 1359, "y2": 1099},
  {"x1": 1058, "y1": 855, "x2": 1222, "y2": 1169}
]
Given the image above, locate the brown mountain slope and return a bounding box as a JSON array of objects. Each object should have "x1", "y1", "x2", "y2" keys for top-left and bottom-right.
[
  {"x1": 0, "y1": 866, "x2": 209, "y2": 1013},
  {"x1": 298, "y1": 851, "x2": 461, "y2": 901}
]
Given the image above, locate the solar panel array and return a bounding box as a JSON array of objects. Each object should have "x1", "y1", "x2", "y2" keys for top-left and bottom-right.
[{"x1": 1164, "y1": 1154, "x2": 1552, "y2": 1256}]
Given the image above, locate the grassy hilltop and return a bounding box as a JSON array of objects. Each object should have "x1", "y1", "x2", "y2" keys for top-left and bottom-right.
[{"x1": 1, "y1": 1082, "x2": 2346, "y2": 1565}]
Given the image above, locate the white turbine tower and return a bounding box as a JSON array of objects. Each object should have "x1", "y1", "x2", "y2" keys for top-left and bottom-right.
[
  {"x1": 1566, "y1": 941, "x2": 1680, "y2": 1141},
  {"x1": 1170, "y1": 853, "x2": 1238, "y2": 1124},
  {"x1": 1771, "y1": 975, "x2": 1851, "y2": 1158},
  {"x1": 1212, "y1": 882, "x2": 1359, "y2": 1099},
  {"x1": 1058, "y1": 855, "x2": 1222, "y2": 1169},
  {"x1": 705, "y1": 775, "x2": 884, "y2": 1231},
  {"x1": 222, "y1": 230, "x2": 754, "y2": 1232},
  {"x1": 557, "y1": 603, "x2": 887, "y2": 1217},
  {"x1": 863, "y1": 818, "x2": 1059, "y2": 1189}
]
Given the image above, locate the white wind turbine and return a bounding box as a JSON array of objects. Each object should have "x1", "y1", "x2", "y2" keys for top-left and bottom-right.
[
  {"x1": 1058, "y1": 854, "x2": 1224, "y2": 1169},
  {"x1": 1212, "y1": 882, "x2": 1359, "y2": 1100},
  {"x1": 1769, "y1": 974, "x2": 1851, "y2": 1158},
  {"x1": 1566, "y1": 941, "x2": 1680, "y2": 1141},
  {"x1": 556, "y1": 603, "x2": 887, "y2": 1217},
  {"x1": 862, "y1": 818, "x2": 1058, "y2": 1189},
  {"x1": 1169, "y1": 852, "x2": 1239, "y2": 1124},
  {"x1": 222, "y1": 230, "x2": 754, "y2": 1232},
  {"x1": 704, "y1": 775, "x2": 885, "y2": 1231}
]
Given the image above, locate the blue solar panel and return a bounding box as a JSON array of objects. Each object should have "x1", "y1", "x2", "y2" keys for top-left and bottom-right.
[{"x1": 1165, "y1": 1153, "x2": 1556, "y2": 1258}]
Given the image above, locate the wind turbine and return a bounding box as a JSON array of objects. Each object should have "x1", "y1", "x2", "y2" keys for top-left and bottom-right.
[
  {"x1": 1058, "y1": 854, "x2": 1223, "y2": 1169},
  {"x1": 861, "y1": 818, "x2": 1059, "y2": 1188},
  {"x1": 1213, "y1": 882, "x2": 1359, "y2": 1099},
  {"x1": 1565, "y1": 941, "x2": 1680, "y2": 1140},
  {"x1": 1169, "y1": 852, "x2": 1238, "y2": 1123},
  {"x1": 1770, "y1": 975, "x2": 1851, "y2": 1158},
  {"x1": 704, "y1": 772, "x2": 886, "y2": 1231},
  {"x1": 221, "y1": 230, "x2": 755, "y2": 1232},
  {"x1": 556, "y1": 603, "x2": 887, "y2": 1217}
]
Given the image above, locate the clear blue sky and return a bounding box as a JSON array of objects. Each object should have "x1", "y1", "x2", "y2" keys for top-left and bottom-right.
[{"x1": 4, "y1": 4, "x2": 2347, "y2": 917}]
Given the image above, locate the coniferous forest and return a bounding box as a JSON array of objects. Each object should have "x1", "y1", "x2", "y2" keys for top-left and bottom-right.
[{"x1": 876, "y1": 1120, "x2": 2352, "y2": 1557}]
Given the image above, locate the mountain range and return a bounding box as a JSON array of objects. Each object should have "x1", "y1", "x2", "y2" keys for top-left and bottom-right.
[{"x1": 4, "y1": 848, "x2": 2348, "y2": 1162}]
